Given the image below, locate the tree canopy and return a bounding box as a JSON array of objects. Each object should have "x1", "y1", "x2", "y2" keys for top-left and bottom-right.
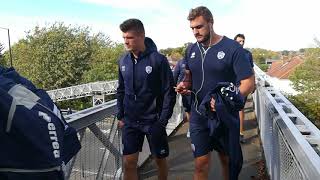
[
  {"x1": 2, "y1": 23, "x2": 124, "y2": 90},
  {"x1": 0, "y1": 43, "x2": 4, "y2": 66},
  {"x1": 289, "y1": 48, "x2": 320, "y2": 93},
  {"x1": 289, "y1": 47, "x2": 320, "y2": 127},
  {"x1": 159, "y1": 43, "x2": 191, "y2": 62},
  {"x1": 1, "y1": 23, "x2": 125, "y2": 110}
]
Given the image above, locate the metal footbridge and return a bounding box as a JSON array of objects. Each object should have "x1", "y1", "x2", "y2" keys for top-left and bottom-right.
[
  {"x1": 47, "y1": 80, "x2": 118, "y2": 106},
  {"x1": 52, "y1": 65, "x2": 320, "y2": 180}
]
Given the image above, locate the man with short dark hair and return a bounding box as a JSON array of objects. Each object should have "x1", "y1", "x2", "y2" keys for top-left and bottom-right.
[
  {"x1": 176, "y1": 6, "x2": 255, "y2": 180},
  {"x1": 234, "y1": 33, "x2": 254, "y2": 143},
  {"x1": 116, "y1": 18, "x2": 176, "y2": 180}
]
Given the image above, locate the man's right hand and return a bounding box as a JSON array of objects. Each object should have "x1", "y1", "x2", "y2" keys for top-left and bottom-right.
[
  {"x1": 175, "y1": 82, "x2": 191, "y2": 95},
  {"x1": 175, "y1": 70, "x2": 192, "y2": 95},
  {"x1": 118, "y1": 120, "x2": 125, "y2": 129}
]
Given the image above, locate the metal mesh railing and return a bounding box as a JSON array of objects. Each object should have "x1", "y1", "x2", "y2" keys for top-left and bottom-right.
[
  {"x1": 66, "y1": 116, "x2": 122, "y2": 180},
  {"x1": 64, "y1": 95, "x2": 184, "y2": 180},
  {"x1": 253, "y1": 65, "x2": 320, "y2": 180},
  {"x1": 276, "y1": 123, "x2": 304, "y2": 180}
]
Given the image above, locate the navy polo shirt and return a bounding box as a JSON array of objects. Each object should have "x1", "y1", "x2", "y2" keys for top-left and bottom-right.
[{"x1": 185, "y1": 36, "x2": 253, "y2": 121}]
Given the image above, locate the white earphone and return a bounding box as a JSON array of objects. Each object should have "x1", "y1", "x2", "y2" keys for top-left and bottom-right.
[{"x1": 192, "y1": 22, "x2": 213, "y2": 115}]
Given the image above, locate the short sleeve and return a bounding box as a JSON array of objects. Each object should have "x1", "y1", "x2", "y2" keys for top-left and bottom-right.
[{"x1": 233, "y1": 47, "x2": 254, "y2": 82}]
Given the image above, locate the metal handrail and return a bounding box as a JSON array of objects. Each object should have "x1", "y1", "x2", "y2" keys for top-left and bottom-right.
[{"x1": 253, "y1": 65, "x2": 320, "y2": 180}]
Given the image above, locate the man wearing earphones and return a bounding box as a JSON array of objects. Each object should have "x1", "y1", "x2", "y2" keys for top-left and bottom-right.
[{"x1": 175, "y1": 6, "x2": 255, "y2": 180}]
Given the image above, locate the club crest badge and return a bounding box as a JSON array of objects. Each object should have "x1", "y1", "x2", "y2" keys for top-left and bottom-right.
[
  {"x1": 190, "y1": 52, "x2": 196, "y2": 58},
  {"x1": 145, "y1": 66, "x2": 152, "y2": 74},
  {"x1": 121, "y1": 65, "x2": 125, "y2": 72},
  {"x1": 217, "y1": 51, "x2": 225, "y2": 60}
]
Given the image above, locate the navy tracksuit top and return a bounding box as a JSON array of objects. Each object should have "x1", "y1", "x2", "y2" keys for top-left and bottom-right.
[{"x1": 116, "y1": 37, "x2": 176, "y2": 126}]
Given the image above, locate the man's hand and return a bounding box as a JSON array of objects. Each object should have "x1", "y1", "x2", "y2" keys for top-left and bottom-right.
[
  {"x1": 175, "y1": 70, "x2": 192, "y2": 95},
  {"x1": 118, "y1": 120, "x2": 125, "y2": 129},
  {"x1": 210, "y1": 97, "x2": 216, "y2": 111},
  {"x1": 175, "y1": 82, "x2": 191, "y2": 95}
]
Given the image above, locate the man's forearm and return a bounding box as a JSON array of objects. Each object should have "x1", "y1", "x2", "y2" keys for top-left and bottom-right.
[{"x1": 239, "y1": 75, "x2": 255, "y2": 96}]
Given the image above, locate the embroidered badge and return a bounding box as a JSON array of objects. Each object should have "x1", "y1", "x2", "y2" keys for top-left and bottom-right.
[
  {"x1": 121, "y1": 65, "x2": 125, "y2": 72},
  {"x1": 145, "y1": 66, "x2": 152, "y2": 74},
  {"x1": 217, "y1": 51, "x2": 225, "y2": 60},
  {"x1": 190, "y1": 52, "x2": 196, "y2": 58},
  {"x1": 160, "y1": 149, "x2": 166, "y2": 154}
]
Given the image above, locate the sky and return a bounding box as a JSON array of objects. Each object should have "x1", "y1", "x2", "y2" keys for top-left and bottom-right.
[{"x1": 1, "y1": 0, "x2": 320, "y2": 51}]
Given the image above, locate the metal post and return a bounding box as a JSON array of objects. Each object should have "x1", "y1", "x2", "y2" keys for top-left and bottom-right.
[
  {"x1": 7, "y1": 29, "x2": 13, "y2": 67},
  {"x1": 0, "y1": 27, "x2": 13, "y2": 67}
]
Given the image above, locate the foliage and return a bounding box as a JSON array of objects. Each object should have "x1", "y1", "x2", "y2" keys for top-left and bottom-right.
[
  {"x1": 289, "y1": 48, "x2": 320, "y2": 93},
  {"x1": 250, "y1": 48, "x2": 280, "y2": 72},
  {"x1": 2, "y1": 23, "x2": 125, "y2": 110},
  {"x1": 258, "y1": 64, "x2": 269, "y2": 72},
  {"x1": 0, "y1": 43, "x2": 5, "y2": 66},
  {"x1": 251, "y1": 48, "x2": 280, "y2": 64},
  {"x1": 288, "y1": 93, "x2": 320, "y2": 128},
  {"x1": 4, "y1": 23, "x2": 91, "y2": 90},
  {"x1": 289, "y1": 46, "x2": 320, "y2": 128},
  {"x1": 82, "y1": 33, "x2": 125, "y2": 83},
  {"x1": 159, "y1": 43, "x2": 191, "y2": 61},
  {"x1": 56, "y1": 97, "x2": 92, "y2": 111}
]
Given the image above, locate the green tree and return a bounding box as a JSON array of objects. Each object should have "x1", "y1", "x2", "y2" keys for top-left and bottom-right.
[
  {"x1": 2, "y1": 23, "x2": 125, "y2": 110},
  {"x1": 288, "y1": 93, "x2": 320, "y2": 128},
  {"x1": 251, "y1": 48, "x2": 280, "y2": 71},
  {"x1": 0, "y1": 43, "x2": 5, "y2": 66},
  {"x1": 6, "y1": 23, "x2": 92, "y2": 90},
  {"x1": 289, "y1": 48, "x2": 320, "y2": 93},
  {"x1": 289, "y1": 47, "x2": 320, "y2": 128},
  {"x1": 159, "y1": 42, "x2": 191, "y2": 61},
  {"x1": 82, "y1": 33, "x2": 125, "y2": 82}
]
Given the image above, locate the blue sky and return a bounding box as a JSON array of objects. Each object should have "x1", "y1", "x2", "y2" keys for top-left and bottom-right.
[{"x1": 1, "y1": 0, "x2": 320, "y2": 51}]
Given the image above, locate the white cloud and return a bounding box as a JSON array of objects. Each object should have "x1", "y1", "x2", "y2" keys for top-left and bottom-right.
[
  {"x1": 217, "y1": 0, "x2": 320, "y2": 50},
  {"x1": 1, "y1": 0, "x2": 320, "y2": 51}
]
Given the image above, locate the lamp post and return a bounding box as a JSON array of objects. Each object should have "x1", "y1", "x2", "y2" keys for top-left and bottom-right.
[{"x1": 0, "y1": 27, "x2": 13, "y2": 67}]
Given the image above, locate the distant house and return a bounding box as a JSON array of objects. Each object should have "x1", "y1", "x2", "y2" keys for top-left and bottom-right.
[
  {"x1": 267, "y1": 55, "x2": 304, "y2": 79},
  {"x1": 265, "y1": 58, "x2": 278, "y2": 65},
  {"x1": 265, "y1": 55, "x2": 304, "y2": 95}
]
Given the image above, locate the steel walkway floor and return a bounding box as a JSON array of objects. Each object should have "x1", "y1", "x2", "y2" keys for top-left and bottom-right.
[{"x1": 139, "y1": 97, "x2": 269, "y2": 180}]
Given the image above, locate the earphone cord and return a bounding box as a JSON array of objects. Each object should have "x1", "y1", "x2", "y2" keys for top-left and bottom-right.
[{"x1": 193, "y1": 28, "x2": 213, "y2": 115}]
